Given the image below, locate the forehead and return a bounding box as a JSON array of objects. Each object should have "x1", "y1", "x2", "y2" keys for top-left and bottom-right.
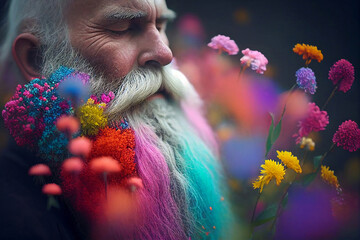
[{"x1": 66, "y1": 0, "x2": 170, "y2": 20}]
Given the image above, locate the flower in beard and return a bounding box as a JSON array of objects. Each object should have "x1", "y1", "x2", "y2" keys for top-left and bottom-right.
[
  {"x1": 296, "y1": 67, "x2": 317, "y2": 94},
  {"x1": 79, "y1": 98, "x2": 108, "y2": 136},
  {"x1": 90, "y1": 127, "x2": 136, "y2": 178}
]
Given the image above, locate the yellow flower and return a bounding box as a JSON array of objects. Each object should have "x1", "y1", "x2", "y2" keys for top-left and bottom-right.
[
  {"x1": 300, "y1": 137, "x2": 315, "y2": 151},
  {"x1": 79, "y1": 100, "x2": 108, "y2": 136},
  {"x1": 277, "y1": 150, "x2": 302, "y2": 173},
  {"x1": 293, "y1": 43, "x2": 323, "y2": 65},
  {"x1": 321, "y1": 165, "x2": 340, "y2": 188},
  {"x1": 253, "y1": 160, "x2": 285, "y2": 193}
]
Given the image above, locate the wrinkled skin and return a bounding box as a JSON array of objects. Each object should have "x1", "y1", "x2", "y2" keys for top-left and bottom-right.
[{"x1": 66, "y1": 0, "x2": 174, "y2": 79}]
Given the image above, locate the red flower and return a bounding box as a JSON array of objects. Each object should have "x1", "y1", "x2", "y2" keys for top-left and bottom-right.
[
  {"x1": 333, "y1": 120, "x2": 360, "y2": 152},
  {"x1": 90, "y1": 127, "x2": 136, "y2": 178}
]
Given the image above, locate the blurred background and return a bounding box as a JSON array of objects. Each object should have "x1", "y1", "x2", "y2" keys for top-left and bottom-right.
[{"x1": 1, "y1": 0, "x2": 359, "y2": 239}]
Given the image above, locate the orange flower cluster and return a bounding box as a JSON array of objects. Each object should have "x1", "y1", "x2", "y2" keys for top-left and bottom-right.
[
  {"x1": 90, "y1": 127, "x2": 136, "y2": 178},
  {"x1": 293, "y1": 43, "x2": 323, "y2": 65}
]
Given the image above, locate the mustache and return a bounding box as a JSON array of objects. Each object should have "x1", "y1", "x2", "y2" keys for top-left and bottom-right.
[
  {"x1": 89, "y1": 65, "x2": 201, "y2": 121},
  {"x1": 108, "y1": 66, "x2": 163, "y2": 119}
]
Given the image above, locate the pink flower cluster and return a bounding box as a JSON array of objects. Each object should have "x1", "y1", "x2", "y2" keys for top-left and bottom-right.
[
  {"x1": 294, "y1": 102, "x2": 329, "y2": 143},
  {"x1": 207, "y1": 35, "x2": 239, "y2": 55},
  {"x1": 2, "y1": 85, "x2": 45, "y2": 147},
  {"x1": 240, "y1": 48, "x2": 268, "y2": 74},
  {"x1": 90, "y1": 91, "x2": 115, "y2": 104},
  {"x1": 332, "y1": 120, "x2": 360, "y2": 152},
  {"x1": 328, "y1": 59, "x2": 355, "y2": 93}
]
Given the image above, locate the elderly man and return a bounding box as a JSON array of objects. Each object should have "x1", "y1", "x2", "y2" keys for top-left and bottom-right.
[{"x1": 0, "y1": 0, "x2": 232, "y2": 239}]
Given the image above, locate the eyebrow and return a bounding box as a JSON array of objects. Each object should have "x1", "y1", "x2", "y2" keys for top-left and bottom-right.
[
  {"x1": 102, "y1": 7, "x2": 176, "y2": 23},
  {"x1": 103, "y1": 8, "x2": 147, "y2": 21}
]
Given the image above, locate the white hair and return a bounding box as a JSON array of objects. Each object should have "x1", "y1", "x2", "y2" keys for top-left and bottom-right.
[{"x1": 0, "y1": 0, "x2": 69, "y2": 86}]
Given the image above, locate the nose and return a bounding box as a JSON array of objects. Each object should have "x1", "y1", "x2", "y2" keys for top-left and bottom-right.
[{"x1": 138, "y1": 27, "x2": 173, "y2": 67}]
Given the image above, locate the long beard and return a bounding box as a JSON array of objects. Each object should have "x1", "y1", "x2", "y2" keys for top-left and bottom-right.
[{"x1": 40, "y1": 40, "x2": 229, "y2": 239}]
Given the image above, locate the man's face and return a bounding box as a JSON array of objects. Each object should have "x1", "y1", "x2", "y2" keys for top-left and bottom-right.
[{"x1": 65, "y1": 0, "x2": 174, "y2": 80}]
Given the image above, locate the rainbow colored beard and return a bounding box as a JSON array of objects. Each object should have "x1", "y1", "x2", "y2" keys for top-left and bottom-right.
[{"x1": 126, "y1": 97, "x2": 232, "y2": 240}]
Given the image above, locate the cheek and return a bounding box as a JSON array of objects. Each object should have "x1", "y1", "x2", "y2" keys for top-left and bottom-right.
[{"x1": 80, "y1": 41, "x2": 139, "y2": 79}]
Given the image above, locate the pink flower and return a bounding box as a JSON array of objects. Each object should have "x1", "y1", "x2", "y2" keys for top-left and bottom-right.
[
  {"x1": 89, "y1": 156, "x2": 122, "y2": 174},
  {"x1": 294, "y1": 102, "x2": 329, "y2": 143},
  {"x1": 207, "y1": 35, "x2": 239, "y2": 55},
  {"x1": 127, "y1": 177, "x2": 144, "y2": 192},
  {"x1": 68, "y1": 137, "x2": 92, "y2": 158},
  {"x1": 328, "y1": 59, "x2": 355, "y2": 93},
  {"x1": 28, "y1": 164, "x2": 51, "y2": 176},
  {"x1": 240, "y1": 48, "x2": 268, "y2": 74},
  {"x1": 332, "y1": 120, "x2": 360, "y2": 152},
  {"x1": 62, "y1": 157, "x2": 84, "y2": 173},
  {"x1": 42, "y1": 183, "x2": 62, "y2": 195},
  {"x1": 56, "y1": 115, "x2": 80, "y2": 135}
]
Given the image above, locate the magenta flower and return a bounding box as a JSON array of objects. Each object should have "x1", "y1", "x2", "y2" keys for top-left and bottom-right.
[
  {"x1": 207, "y1": 35, "x2": 239, "y2": 55},
  {"x1": 332, "y1": 120, "x2": 360, "y2": 152},
  {"x1": 240, "y1": 48, "x2": 268, "y2": 74},
  {"x1": 294, "y1": 102, "x2": 329, "y2": 143},
  {"x1": 328, "y1": 59, "x2": 355, "y2": 93}
]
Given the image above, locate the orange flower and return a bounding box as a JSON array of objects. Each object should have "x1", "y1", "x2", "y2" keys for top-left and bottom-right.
[
  {"x1": 68, "y1": 137, "x2": 92, "y2": 158},
  {"x1": 28, "y1": 164, "x2": 51, "y2": 176},
  {"x1": 62, "y1": 157, "x2": 84, "y2": 173},
  {"x1": 42, "y1": 183, "x2": 62, "y2": 195},
  {"x1": 89, "y1": 156, "x2": 122, "y2": 174},
  {"x1": 293, "y1": 43, "x2": 323, "y2": 65}
]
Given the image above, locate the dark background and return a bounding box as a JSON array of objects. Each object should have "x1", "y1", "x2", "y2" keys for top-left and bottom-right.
[{"x1": 165, "y1": 0, "x2": 360, "y2": 170}]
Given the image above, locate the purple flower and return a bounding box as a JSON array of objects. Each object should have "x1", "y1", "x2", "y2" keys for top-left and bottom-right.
[
  {"x1": 328, "y1": 59, "x2": 355, "y2": 93},
  {"x1": 207, "y1": 35, "x2": 239, "y2": 55},
  {"x1": 295, "y1": 67, "x2": 317, "y2": 94},
  {"x1": 332, "y1": 120, "x2": 360, "y2": 152},
  {"x1": 240, "y1": 48, "x2": 268, "y2": 74}
]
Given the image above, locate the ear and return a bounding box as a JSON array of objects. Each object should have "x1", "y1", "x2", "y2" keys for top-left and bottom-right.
[{"x1": 12, "y1": 33, "x2": 42, "y2": 82}]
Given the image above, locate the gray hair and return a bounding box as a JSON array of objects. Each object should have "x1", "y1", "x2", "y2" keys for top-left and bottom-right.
[{"x1": 0, "y1": 0, "x2": 70, "y2": 86}]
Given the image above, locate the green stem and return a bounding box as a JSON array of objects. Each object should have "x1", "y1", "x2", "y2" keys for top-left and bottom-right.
[
  {"x1": 315, "y1": 143, "x2": 336, "y2": 172},
  {"x1": 250, "y1": 192, "x2": 262, "y2": 227},
  {"x1": 270, "y1": 183, "x2": 291, "y2": 237},
  {"x1": 322, "y1": 85, "x2": 338, "y2": 110}
]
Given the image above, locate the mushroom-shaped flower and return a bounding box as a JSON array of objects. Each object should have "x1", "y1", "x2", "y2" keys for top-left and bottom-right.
[
  {"x1": 28, "y1": 164, "x2": 51, "y2": 176},
  {"x1": 56, "y1": 115, "x2": 80, "y2": 135},
  {"x1": 62, "y1": 157, "x2": 84, "y2": 173},
  {"x1": 68, "y1": 137, "x2": 92, "y2": 158},
  {"x1": 89, "y1": 156, "x2": 122, "y2": 174},
  {"x1": 42, "y1": 183, "x2": 62, "y2": 195}
]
